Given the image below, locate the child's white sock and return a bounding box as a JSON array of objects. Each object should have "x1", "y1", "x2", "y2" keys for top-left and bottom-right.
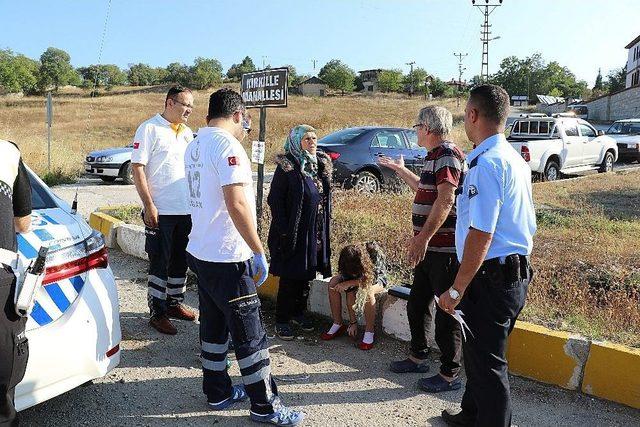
[
  {"x1": 363, "y1": 331, "x2": 375, "y2": 344},
  {"x1": 328, "y1": 323, "x2": 342, "y2": 335}
]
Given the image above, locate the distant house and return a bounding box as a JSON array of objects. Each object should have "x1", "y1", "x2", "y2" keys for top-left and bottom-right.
[
  {"x1": 511, "y1": 95, "x2": 529, "y2": 107},
  {"x1": 359, "y1": 69, "x2": 383, "y2": 93},
  {"x1": 625, "y1": 34, "x2": 640, "y2": 88},
  {"x1": 298, "y1": 76, "x2": 327, "y2": 97},
  {"x1": 447, "y1": 79, "x2": 468, "y2": 91}
]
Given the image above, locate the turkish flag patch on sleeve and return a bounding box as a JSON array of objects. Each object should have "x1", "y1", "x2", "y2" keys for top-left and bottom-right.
[
  {"x1": 133, "y1": 142, "x2": 140, "y2": 149},
  {"x1": 228, "y1": 156, "x2": 238, "y2": 166}
]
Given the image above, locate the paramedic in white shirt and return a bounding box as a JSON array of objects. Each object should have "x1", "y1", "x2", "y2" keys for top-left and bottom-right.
[
  {"x1": 184, "y1": 88, "x2": 304, "y2": 426},
  {"x1": 131, "y1": 85, "x2": 197, "y2": 336}
]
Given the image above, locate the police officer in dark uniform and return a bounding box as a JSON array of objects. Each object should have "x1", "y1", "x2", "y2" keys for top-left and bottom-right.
[
  {"x1": 439, "y1": 85, "x2": 536, "y2": 427},
  {"x1": 0, "y1": 139, "x2": 32, "y2": 426}
]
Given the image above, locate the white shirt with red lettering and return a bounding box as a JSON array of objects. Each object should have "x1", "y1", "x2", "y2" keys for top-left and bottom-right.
[
  {"x1": 130, "y1": 113, "x2": 193, "y2": 215},
  {"x1": 184, "y1": 127, "x2": 255, "y2": 262}
]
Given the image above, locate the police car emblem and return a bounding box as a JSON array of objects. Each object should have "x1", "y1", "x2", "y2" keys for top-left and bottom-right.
[{"x1": 468, "y1": 185, "x2": 478, "y2": 198}]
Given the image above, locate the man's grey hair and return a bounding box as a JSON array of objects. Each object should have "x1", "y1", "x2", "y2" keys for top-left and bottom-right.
[{"x1": 417, "y1": 106, "x2": 453, "y2": 136}]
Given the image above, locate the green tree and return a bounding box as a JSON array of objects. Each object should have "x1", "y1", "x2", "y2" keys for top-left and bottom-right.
[
  {"x1": 188, "y1": 57, "x2": 223, "y2": 89},
  {"x1": 283, "y1": 64, "x2": 306, "y2": 87},
  {"x1": 377, "y1": 69, "x2": 403, "y2": 92},
  {"x1": 226, "y1": 56, "x2": 256, "y2": 81},
  {"x1": 318, "y1": 59, "x2": 355, "y2": 95},
  {"x1": 127, "y1": 63, "x2": 157, "y2": 86},
  {"x1": 78, "y1": 64, "x2": 126, "y2": 89},
  {"x1": 403, "y1": 67, "x2": 429, "y2": 95},
  {"x1": 165, "y1": 62, "x2": 190, "y2": 86},
  {"x1": 606, "y1": 65, "x2": 627, "y2": 94},
  {"x1": 593, "y1": 68, "x2": 603, "y2": 91},
  {"x1": 428, "y1": 77, "x2": 455, "y2": 98},
  {"x1": 0, "y1": 49, "x2": 39, "y2": 94},
  {"x1": 37, "y1": 47, "x2": 79, "y2": 92}
]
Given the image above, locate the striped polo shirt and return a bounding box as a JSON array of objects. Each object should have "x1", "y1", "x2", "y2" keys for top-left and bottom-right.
[{"x1": 412, "y1": 141, "x2": 466, "y2": 253}]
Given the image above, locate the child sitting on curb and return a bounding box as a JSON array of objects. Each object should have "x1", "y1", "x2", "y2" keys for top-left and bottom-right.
[{"x1": 320, "y1": 242, "x2": 388, "y2": 350}]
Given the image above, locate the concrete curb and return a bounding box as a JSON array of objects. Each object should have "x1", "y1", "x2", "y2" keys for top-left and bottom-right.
[
  {"x1": 582, "y1": 341, "x2": 640, "y2": 409},
  {"x1": 88, "y1": 206, "x2": 640, "y2": 410},
  {"x1": 88, "y1": 211, "x2": 123, "y2": 248}
]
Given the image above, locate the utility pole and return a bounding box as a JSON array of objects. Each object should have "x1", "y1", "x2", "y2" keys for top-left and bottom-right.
[
  {"x1": 472, "y1": 0, "x2": 503, "y2": 82},
  {"x1": 262, "y1": 56, "x2": 267, "y2": 69},
  {"x1": 312, "y1": 59, "x2": 317, "y2": 72},
  {"x1": 406, "y1": 61, "x2": 416, "y2": 96},
  {"x1": 454, "y1": 52, "x2": 468, "y2": 107}
]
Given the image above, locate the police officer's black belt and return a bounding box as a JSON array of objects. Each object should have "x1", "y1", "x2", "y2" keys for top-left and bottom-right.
[{"x1": 478, "y1": 254, "x2": 530, "y2": 283}]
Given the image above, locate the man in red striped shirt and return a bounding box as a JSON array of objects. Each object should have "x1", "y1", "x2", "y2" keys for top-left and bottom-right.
[{"x1": 379, "y1": 105, "x2": 466, "y2": 393}]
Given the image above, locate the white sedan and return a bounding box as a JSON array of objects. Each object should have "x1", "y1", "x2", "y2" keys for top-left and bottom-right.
[{"x1": 14, "y1": 168, "x2": 121, "y2": 411}]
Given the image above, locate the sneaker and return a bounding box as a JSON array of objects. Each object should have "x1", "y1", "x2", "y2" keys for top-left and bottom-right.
[
  {"x1": 276, "y1": 323, "x2": 295, "y2": 341},
  {"x1": 250, "y1": 402, "x2": 305, "y2": 426},
  {"x1": 291, "y1": 316, "x2": 314, "y2": 332},
  {"x1": 389, "y1": 358, "x2": 429, "y2": 374},
  {"x1": 441, "y1": 408, "x2": 474, "y2": 426},
  {"x1": 166, "y1": 303, "x2": 197, "y2": 321},
  {"x1": 149, "y1": 314, "x2": 177, "y2": 335},
  {"x1": 418, "y1": 374, "x2": 462, "y2": 393},
  {"x1": 208, "y1": 384, "x2": 248, "y2": 410}
]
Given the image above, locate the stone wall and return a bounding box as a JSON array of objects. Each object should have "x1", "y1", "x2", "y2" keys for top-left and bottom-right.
[{"x1": 586, "y1": 86, "x2": 640, "y2": 121}]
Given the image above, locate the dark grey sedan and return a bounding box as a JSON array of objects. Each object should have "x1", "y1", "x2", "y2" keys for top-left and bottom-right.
[{"x1": 317, "y1": 127, "x2": 427, "y2": 192}]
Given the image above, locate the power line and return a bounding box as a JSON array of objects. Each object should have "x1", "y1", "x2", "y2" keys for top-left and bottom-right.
[{"x1": 472, "y1": 0, "x2": 503, "y2": 82}]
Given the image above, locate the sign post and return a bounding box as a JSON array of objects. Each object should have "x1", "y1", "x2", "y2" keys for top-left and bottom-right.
[
  {"x1": 46, "y1": 92, "x2": 53, "y2": 173},
  {"x1": 241, "y1": 67, "x2": 289, "y2": 233}
]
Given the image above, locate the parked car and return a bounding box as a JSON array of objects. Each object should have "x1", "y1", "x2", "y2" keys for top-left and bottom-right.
[
  {"x1": 15, "y1": 167, "x2": 121, "y2": 411},
  {"x1": 85, "y1": 145, "x2": 133, "y2": 184},
  {"x1": 317, "y1": 127, "x2": 427, "y2": 192},
  {"x1": 605, "y1": 119, "x2": 640, "y2": 162},
  {"x1": 566, "y1": 104, "x2": 589, "y2": 120},
  {"x1": 507, "y1": 116, "x2": 618, "y2": 181}
]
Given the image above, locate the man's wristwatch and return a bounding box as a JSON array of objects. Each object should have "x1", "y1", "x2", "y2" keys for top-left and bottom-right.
[{"x1": 448, "y1": 287, "x2": 461, "y2": 300}]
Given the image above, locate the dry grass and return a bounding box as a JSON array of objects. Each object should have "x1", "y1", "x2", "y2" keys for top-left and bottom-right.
[{"x1": 0, "y1": 85, "x2": 469, "y2": 178}]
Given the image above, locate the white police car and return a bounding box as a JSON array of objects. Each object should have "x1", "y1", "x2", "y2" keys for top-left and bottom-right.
[{"x1": 14, "y1": 168, "x2": 121, "y2": 411}]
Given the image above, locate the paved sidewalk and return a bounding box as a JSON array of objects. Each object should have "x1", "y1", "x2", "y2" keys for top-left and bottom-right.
[{"x1": 19, "y1": 250, "x2": 639, "y2": 426}]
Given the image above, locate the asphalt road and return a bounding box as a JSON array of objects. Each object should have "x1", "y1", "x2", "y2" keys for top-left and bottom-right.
[
  {"x1": 52, "y1": 172, "x2": 274, "y2": 219},
  {"x1": 19, "y1": 250, "x2": 640, "y2": 426}
]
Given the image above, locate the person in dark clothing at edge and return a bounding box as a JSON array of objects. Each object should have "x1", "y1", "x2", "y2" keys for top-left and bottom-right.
[
  {"x1": 0, "y1": 139, "x2": 32, "y2": 426},
  {"x1": 439, "y1": 85, "x2": 536, "y2": 427},
  {"x1": 267, "y1": 124, "x2": 332, "y2": 341},
  {"x1": 378, "y1": 105, "x2": 466, "y2": 393}
]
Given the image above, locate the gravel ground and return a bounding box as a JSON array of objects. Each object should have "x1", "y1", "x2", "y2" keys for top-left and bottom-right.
[{"x1": 19, "y1": 250, "x2": 640, "y2": 426}]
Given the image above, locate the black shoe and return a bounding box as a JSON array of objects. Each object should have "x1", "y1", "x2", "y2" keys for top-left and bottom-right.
[
  {"x1": 276, "y1": 323, "x2": 295, "y2": 341},
  {"x1": 389, "y1": 358, "x2": 430, "y2": 374},
  {"x1": 291, "y1": 316, "x2": 314, "y2": 332},
  {"x1": 441, "y1": 409, "x2": 474, "y2": 427}
]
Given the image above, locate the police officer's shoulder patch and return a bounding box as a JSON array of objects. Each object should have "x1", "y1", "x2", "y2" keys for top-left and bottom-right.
[{"x1": 468, "y1": 185, "x2": 478, "y2": 198}]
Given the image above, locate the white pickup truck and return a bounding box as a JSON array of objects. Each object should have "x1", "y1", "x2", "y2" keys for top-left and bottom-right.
[{"x1": 507, "y1": 115, "x2": 618, "y2": 181}]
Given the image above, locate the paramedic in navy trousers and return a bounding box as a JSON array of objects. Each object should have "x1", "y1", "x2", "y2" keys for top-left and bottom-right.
[
  {"x1": 184, "y1": 88, "x2": 305, "y2": 426},
  {"x1": 439, "y1": 85, "x2": 536, "y2": 427},
  {"x1": 0, "y1": 139, "x2": 32, "y2": 426}
]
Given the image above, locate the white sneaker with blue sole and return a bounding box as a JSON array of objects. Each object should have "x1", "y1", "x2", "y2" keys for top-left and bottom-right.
[
  {"x1": 250, "y1": 400, "x2": 305, "y2": 426},
  {"x1": 208, "y1": 384, "x2": 248, "y2": 410}
]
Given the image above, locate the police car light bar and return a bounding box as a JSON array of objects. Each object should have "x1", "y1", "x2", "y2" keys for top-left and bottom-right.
[{"x1": 43, "y1": 231, "x2": 109, "y2": 285}]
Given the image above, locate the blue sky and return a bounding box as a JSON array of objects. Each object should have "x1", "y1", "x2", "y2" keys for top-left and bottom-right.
[{"x1": 2, "y1": 0, "x2": 638, "y2": 85}]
